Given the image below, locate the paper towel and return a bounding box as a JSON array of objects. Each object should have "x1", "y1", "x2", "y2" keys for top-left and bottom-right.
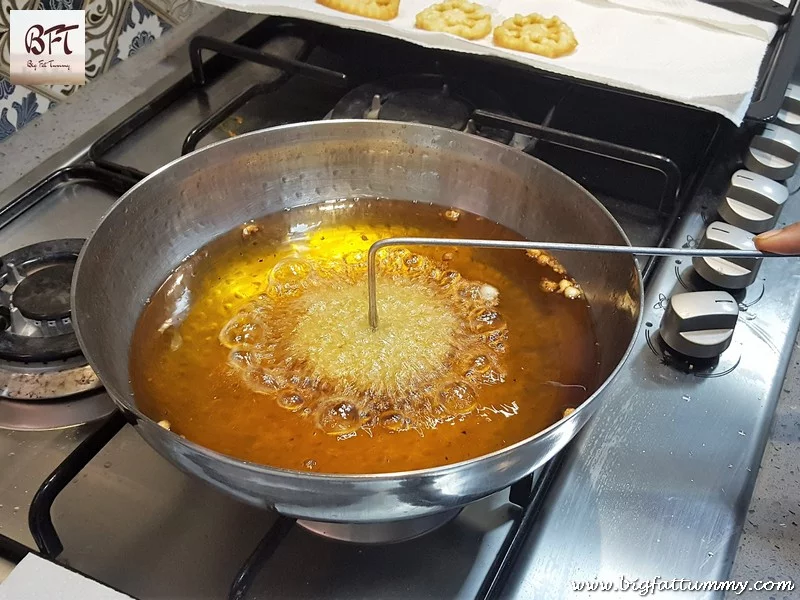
[
  {"x1": 195, "y1": 0, "x2": 779, "y2": 124},
  {"x1": 0, "y1": 554, "x2": 135, "y2": 600},
  {"x1": 603, "y1": 0, "x2": 781, "y2": 41}
]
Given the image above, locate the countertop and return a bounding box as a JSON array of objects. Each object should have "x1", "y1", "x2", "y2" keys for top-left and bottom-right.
[
  {"x1": 0, "y1": 5, "x2": 797, "y2": 596},
  {"x1": 0, "y1": 3, "x2": 246, "y2": 193},
  {"x1": 730, "y1": 339, "x2": 800, "y2": 595}
]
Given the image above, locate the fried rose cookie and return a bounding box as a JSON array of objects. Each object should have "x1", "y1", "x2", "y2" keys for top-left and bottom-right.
[
  {"x1": 493, "y1": 13, "x2": 577, "y2": 58},
  {"x1": 415, "y1": 0, "x2": 492, "y2": 40},
  {"x1": 317, "y1": 0, "x2": 400, "y2": 21}
]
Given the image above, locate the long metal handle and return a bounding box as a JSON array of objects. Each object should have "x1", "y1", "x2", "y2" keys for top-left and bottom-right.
[
  {"x1": 366, "y1": 236, "x2": 800, "y2": 329},
  {"x1": 746, "y1": 0, "x2": 800, "y2": 120},
  {"x1": 697, "y1": 0, "x2": 790, "y2": 25}
]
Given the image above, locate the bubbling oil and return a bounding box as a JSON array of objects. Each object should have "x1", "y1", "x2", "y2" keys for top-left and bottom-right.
[
  {"x1": 130, "y1": 199, "x2": 600, "y2": 474},
  {"x1": 221, "y1": 246, "x2": 510, "y2": 436}
]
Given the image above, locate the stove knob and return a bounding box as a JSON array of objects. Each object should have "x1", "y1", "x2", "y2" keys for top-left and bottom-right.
[
  {"x1": 718, "y1": 169, "x2": 788, "y2": 233},
  {"x1": 692, "y1": 221, "x2": 762, "y2": 289},
  {"x1": 744, "y1": 123, "x2": 800, "y2": 181},
  {"x1": 777, "y1": 84, "x2": 800, "y2": 133},
  {"x1": 659, "y1": 291, "x2": 738, "y2": 359}
]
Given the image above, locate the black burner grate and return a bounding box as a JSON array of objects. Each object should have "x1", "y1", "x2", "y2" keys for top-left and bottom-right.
[{"x1": 82, "y1": 15, "x2": 732, "y2": 244}]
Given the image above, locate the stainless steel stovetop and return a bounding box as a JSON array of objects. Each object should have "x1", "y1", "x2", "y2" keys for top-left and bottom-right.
[{"x1": 1, "y1": 10, "x2": 800, "y2": 600}]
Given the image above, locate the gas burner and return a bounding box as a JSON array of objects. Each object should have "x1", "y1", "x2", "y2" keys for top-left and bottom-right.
[
  {"x1": 0, "y1": 387, "x2": 114, "y2": 431},
  {"x1": 0, "y1": 239, "x2": 103, "y2": 402},
  {"x1": 376, "y1": 88, "x2": 471, "y2": 129},
  {"x1": 330, "y1": 74, "x2": 515, "y2": 145},
  {"x1": 297, "y1": 508, "x2": 462, "y2": 544},
  {"x1": 14, "y1": 262, "x2": 73, "y2": 322}
]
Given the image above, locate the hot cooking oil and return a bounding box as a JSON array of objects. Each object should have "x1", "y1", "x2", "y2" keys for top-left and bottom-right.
[{"x1": 129, "y1": 199, "x2": 600, "y2": 474}]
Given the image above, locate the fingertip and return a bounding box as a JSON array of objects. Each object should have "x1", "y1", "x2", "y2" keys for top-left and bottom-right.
[{"x1": 755, "y1": 229, "x2": 781, "y2": 241}]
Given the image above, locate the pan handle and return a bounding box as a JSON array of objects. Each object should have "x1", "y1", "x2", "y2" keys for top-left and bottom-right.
[
  {"x1": 747, "y1": 0, "x2": 800, "y2": 121},
  {"x1": 697, "y1": 0, "x2": 790, "y2": 24}
]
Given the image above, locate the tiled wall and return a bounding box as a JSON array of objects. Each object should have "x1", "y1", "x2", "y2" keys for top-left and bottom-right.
[{"x1": 0, "y1": 0, "x2": 197, "y2": 142}]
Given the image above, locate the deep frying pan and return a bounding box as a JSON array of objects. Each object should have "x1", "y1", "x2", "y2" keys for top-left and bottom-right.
[{"x1": 72, "y1": 120, "x2": 642, "y2": 523}]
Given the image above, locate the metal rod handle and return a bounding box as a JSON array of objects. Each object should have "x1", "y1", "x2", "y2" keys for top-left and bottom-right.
[{"x1": 366, "y1": 236, "x2": 800, "y2": 329}]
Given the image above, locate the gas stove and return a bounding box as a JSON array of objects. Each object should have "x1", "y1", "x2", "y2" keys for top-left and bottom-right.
[{"x1": 1, "y1": 8, "x2": 800, "y2": 599}]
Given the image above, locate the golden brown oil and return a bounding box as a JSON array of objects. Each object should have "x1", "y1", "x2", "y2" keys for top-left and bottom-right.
[{"x1": 130, "y1": 199, "x2": 600, "y2": 474}]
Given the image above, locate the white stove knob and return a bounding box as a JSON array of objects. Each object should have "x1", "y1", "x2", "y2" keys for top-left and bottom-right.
[
  {"x1": 744, "y1": 123, "x2": 800, "y2": 181},
  {"x1": 718, "y1": 169, "x2": 788, "y2": 233},
  {"x1": 777, "y1": 84, "x2": 800, "y2": 133},
  {"x1": 660, "y1": 291, "x2": 738, "y2": 359},
  {"x1": 692, "y1": 221, "x2": 762, "y2": 289}
]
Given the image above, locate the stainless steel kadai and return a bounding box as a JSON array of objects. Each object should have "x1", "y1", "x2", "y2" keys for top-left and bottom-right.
[{"x1": 71, "y1": 119, "x2": 643, "y2": 524}]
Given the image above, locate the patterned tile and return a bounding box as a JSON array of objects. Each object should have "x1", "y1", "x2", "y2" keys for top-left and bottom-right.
[
  {"x1": 40, "y1": 0, "x2": 84, "y2": 10},
  {"x1": 20, "y1": 0, "x2": 128, "y2": 103},
  {"x1": 109, "y1": 0, "x2": 169, "y2": 67},
  {"x1": 0, "y1": 0, "x2": 189, "y2": 141},
  {"x1": 1, "y1": 0, "x2": 127, "y2": 99},
  {"x1": 0, "y1": 75, "x2": 51, "y2": 142},
  {"x1": 0, "y1": 0, "x2": 43, "y2": 80},
  {"x1": 138, "y1": 0, "x2": 194, "y2": 26},
  {"x1": 84, "y1": 0, "x2": 130, "y2": 78}
]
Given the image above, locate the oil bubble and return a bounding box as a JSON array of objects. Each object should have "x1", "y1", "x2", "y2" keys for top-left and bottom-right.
[
  {"x1": 317, "y1": 400, "x2": 362, "y2": 435},
  {"x1": 464, "y1": 354, "x2": 491, "y2": 375},
  {"x1": 228, "y1": 348, "x2": 253, "y2": 370},
  {"x1": 219, "y1": 316, "x2": 270, "y2": 348},
  {"x1": 268, "y1": 258, "x2": 312, "y2": 295},
  {"x1": 277, "y1": 392, "x2": 305, "y2": 412},
  {"x1": 437, "y1": 270, "x2": 461, "y2": 289},
  {"x1": 484, "y1": 328, "x2": 509, "y2": 352},
  {"x1": 244, "y1": 367, "x2": 286, "y2": 393},
  {"x1": 439, "y1": 381, "x2": 477, "y2": 414},
  {"x1": 380, "y1": 411, "x2": 409, "y2": 432},
  {"x1": 469, "y1": 308, "x2": 505, "y2": 334}
]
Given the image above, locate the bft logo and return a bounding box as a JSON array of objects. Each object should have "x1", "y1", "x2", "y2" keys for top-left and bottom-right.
[
  {"x1": 9, "y1": 10, "x2": 85, "y2": 86},
  {"x1": 25, "y1": 23, "x2": 80, "y2": 56}
]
